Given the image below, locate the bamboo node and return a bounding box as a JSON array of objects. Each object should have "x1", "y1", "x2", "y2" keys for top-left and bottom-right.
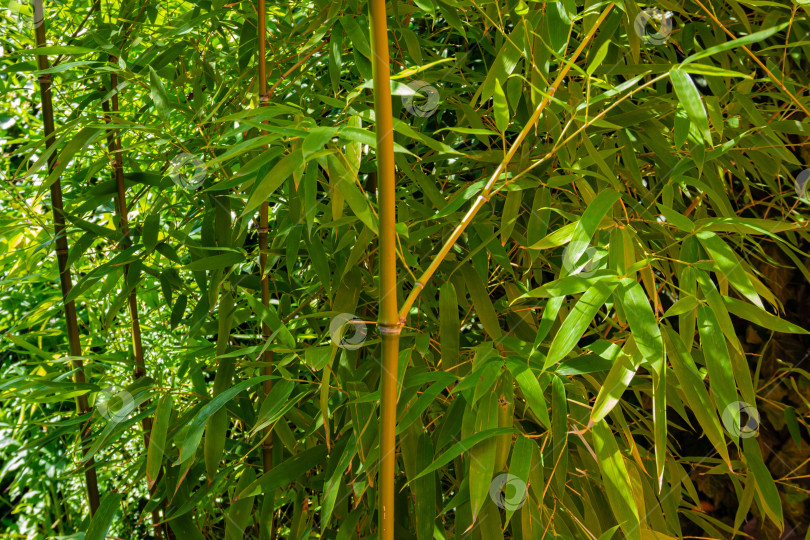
[{"x1": 379, "y1": 322, "x2": 403, "y2": 336}]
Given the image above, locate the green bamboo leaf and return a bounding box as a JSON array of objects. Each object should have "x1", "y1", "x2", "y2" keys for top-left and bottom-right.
[
  {"x1": 503, "y1": 436, "x2": 532, "y2": 526},
  {"x1": 414, "y1": 432, "x2": 436, "y2": 540},
  {"x1": 147, "y1": 394, "x2": 172, "y2": 490},
  {"x1": 253, "y1": 379, "x2": 295, "y2": 431},
  {"x1": 237, "y1": 445, "x2": 329, "y2": 499},
  {"x1": 225, "y1": 468, "x2": 257, "y2": 540},
  {"x1": 663, "y1": 327, "x2": 730, "y2": 464},
  {"x1": 743, "y1": 436, "x2": 783, "y2": 530},
  {"x1": 325, "y1": 153, "x2": 378, "y2": 234},
  {"x1": 397, "y1": 380, "x2": 451, "y2": 435},
  {"x1": 440, "y1": 282, "x2": 461, "y2": 373},
  {"x1": 493, "y1": 372, "x2": 514, "y2": 472},
  {"x1": 493, "y1": 79, "x2": 509, "y2": 133},
  {"x1": 505, "y1": 360, "x2": 550, "y2": 429},
  {"x1": 339, "y1": 15, "x2": 371, "y2": 59},
  {"x1": 245, "y1": 294, "x2": 296, "y2": 349},
  {"x1": 168, "y1": 512, "x2": 205, "y2": 540},
  {"x1": 335, "y1": 508, "x2": 364, "y2": 540},
  {"x1": 681, "y1": 21, "x2": 791, "y2": 65},
  {"x1": 652, "y1": 365, "x2": 667, "y2": 489},
  {"x1": 545, "y1": 281, "x2": 616, "y2": 368},
  {"x1": 470, "y1": 391, "x2": 499, "y2": 518},
  {"x1": 568, "y1": 189, "x2": 621, "y2": 253},
  {"x1": 696, "y1": 270, "x2": 743, "y2": 353},
  {"x1": 321, "y1": 434, "x2": 356, "y2": 530},
  {"x1": 241, "y1": 149, "x2": 304, "y2": 217},
  {"x1": 616, "y1": 278, "x2": 664, "y2": 370},
  {"x1": 170, "y1": 294, "x2": 187, "y2": 329},
  {"x1": 697, "y1": 231, "x2": 763, "y2": 308},
  {"x1": 85, "y1": 492, "x2": 123, "y2": 540},
  {"x1": 142, "y1": 213, "x2": 160, "y2": 251},
  {"x1": 302, "y1": 127, "x2": 337, "y2": 161},
  {"x1": 723, "y1": 295, "x2": 809, "y2": 333},
  {"x1": 406, "y1": 427, "x2": 517, "y2": 486},
  {"x1": 178, "y1": 375, "x2": 273, "y2": 464},
  {"x1": 592, "y1": 420, "x2": 641, "y2": 540},
  {"x1": 670, "y1": 69, "x2": 712, "y2": 145},
  {"x1": 535, "y1": 296, "x2": 564, "y2": 348},
  {"x1": 461, "y1": 265, "x2": 502, "y2": 340},
  {"x1": 698, "y1": 305, "x2": 738, "y2": 420},
  {"x1": 591, "y1": 347, "x2": 636, "y2": 423},
  {"x1": 587, "y1": 39, "x2": 611, "y2": 75},
  {"x1": 148, "y1": 67, "x2": 171, "y2": 123},
  {"x1": 551, "y1": 375, "x2": 568, "y2": 496},
  {"x1": 183, "y1": 252, "x2": 243, "y2": 271},
  {"x1": 784, "y1": 407, "x2": 802, "y2": 446}
]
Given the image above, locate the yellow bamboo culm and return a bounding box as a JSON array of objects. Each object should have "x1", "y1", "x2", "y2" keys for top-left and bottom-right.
[{"x1": 368, "y1": 0, "x2": 401, "y2": 538}]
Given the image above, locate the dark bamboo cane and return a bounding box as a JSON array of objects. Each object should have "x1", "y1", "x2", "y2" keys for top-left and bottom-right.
[
  {"x1": 368, "y1": 0, "x2": 401, "y2": 538},
  {"x1": 100, "y1": 67, "x2": 164, "y2": 539},
  {"x1": 32, "y1": 0, "x2": 100, "y2": 516}
]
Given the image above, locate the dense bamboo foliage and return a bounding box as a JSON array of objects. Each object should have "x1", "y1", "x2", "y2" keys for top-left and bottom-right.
[{"x1": 1, "y1": 0, "x2": 810, "y2": 538}]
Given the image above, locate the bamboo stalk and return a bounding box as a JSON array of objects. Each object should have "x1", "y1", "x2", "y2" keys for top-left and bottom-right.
[
  {"x1": 32, "y1": 0, "x2": 100, "y2": 516},
  {"x1": 397, "y1": 3, "x2": 615, "y2": 321},
  {"x1": 100, "y1": 66, "x2": 164, "y2": 539},
  {"x1": 368, "y1": 0, "x2": 401, "y2": 538},
  {"x1": 257, "y1": 0, "x2": 274, "y2": 481}
]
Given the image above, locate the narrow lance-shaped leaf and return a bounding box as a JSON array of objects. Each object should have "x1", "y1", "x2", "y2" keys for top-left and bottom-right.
[
  {"x1": 592, "y1": 420, "x2": 641, "y2": 540},
  {"x1": 546, "y1": 281, "x2": 617, "y2": 368},
  {"x1": 85, "y1": 492, "x2": 124, "y2": 540},
  {"x1": 146, "y1": 394, "x2": 172, "y2": 490},
  {"x1": 670, "y1": 69, "x2": 712, "y2": 145}
]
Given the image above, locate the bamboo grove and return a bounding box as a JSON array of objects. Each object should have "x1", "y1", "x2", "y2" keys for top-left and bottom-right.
[{"x1": 1, "y1": 0, "x2": 810, "y2": 538}]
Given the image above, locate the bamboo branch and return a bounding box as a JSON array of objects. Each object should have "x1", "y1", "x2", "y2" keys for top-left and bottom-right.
[
  {"x1": 32, "y1": 0, "x2": 100, "y2": 516},
  {"x1": 260, "y1": 43, "x2": 325, "y2": 103},
  {"x1": 397, "y1": 3, "x2": 615, "y2": 321},
  {"x1": 693, "y1": 0, "x2": 810, "y2": 118},
  {"x1": 369, "y1": 0, "x2": 401, "y2": 538}
]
